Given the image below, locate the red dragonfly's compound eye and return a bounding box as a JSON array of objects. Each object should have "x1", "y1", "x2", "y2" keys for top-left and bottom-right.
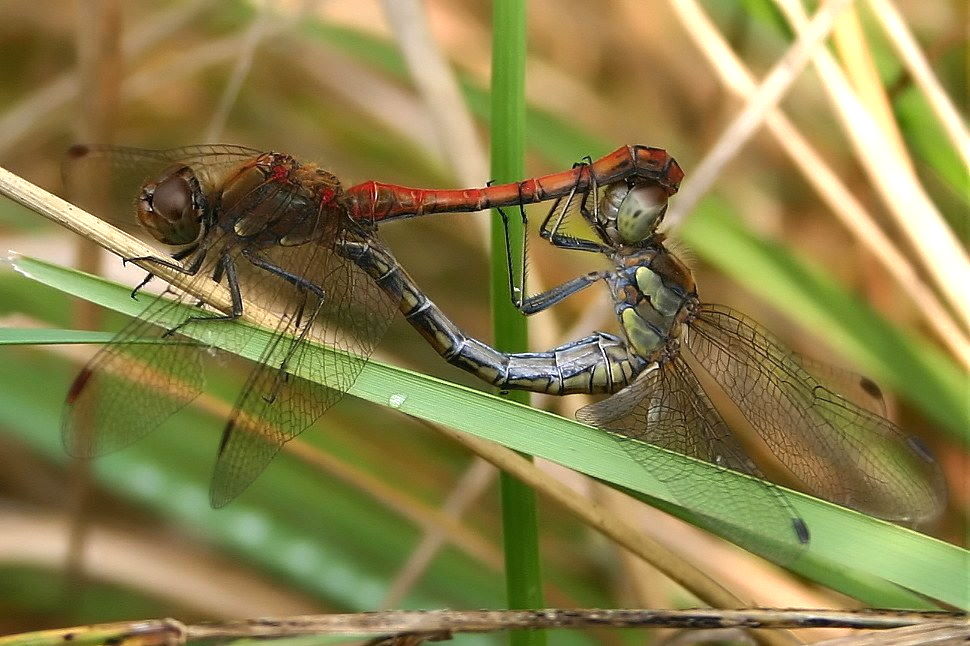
[{"x1": 137, "y1": 166, "x2": 204, "y2": 246}]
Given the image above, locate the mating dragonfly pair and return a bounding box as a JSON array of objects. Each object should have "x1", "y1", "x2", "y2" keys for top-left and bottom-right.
[{"x1": 62, "y1": 143, "x2": 945, "y2": 556}]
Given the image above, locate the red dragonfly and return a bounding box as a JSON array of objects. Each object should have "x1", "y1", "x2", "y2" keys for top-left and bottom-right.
[{"x1": 62, "y1": 144, "x2": 682, "y2": 506}]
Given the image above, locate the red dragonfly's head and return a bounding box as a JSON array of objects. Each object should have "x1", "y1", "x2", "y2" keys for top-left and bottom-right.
[{"x1": 136, "y1": 165, "x2": 207, "y2": 246}]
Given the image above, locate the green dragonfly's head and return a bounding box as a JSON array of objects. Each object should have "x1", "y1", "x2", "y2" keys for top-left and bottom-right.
[{"x1": 596, "y1": 181, "x2": 669, "y2": 246}]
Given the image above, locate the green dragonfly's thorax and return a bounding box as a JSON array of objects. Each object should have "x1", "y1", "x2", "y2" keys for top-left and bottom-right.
[{"x1": 609, "y1": 243, "x2": 697, "y2": 362}]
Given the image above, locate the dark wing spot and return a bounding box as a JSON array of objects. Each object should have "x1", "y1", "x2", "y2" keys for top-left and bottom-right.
[
  {"x1": 859, "y1": 376, "x2": 882, "y2": 398},
  {"x1": 906, "y1": 436, "x2": 936, "y2": 463},
  {"x1": 66, "y1": 143, "x2": 90, "y2": 159},
  {"x1": 66, "y1": 367, "x2": 94, "y2": 404}
]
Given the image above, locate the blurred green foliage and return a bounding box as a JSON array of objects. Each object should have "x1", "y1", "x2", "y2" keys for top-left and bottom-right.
[{"x1": 0, "y1": 0, "x2": 966, "y2": 640}]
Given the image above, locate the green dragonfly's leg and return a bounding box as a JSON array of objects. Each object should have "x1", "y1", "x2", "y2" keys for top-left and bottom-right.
[
  {"x1": 340, "y1": 238, "x2": 647, "y2": 395},
  {"x1": 517, "y1": 271, "x2": 608, "y2": 315}
]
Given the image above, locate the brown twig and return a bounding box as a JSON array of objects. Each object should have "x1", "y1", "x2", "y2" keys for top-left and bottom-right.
[{"x1": 2, "y1": 609, "x2": 963, "y2": 646}]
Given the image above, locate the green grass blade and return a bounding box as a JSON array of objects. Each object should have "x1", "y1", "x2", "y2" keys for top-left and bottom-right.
[
  {"x1": 0, "y1": 328, "x2": 118, "y2": 345},
  {"x1": 12, "y1": 254, "x2": 968, "y2": 609},
  {"x1": 489, "y1": 0, "x2": 545, "y2": 635}
]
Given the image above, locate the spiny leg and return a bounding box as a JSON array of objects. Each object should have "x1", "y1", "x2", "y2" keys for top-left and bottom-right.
[
  {"x1": 538, "y1": 157, "x2": 607, "y2": 253},
  {"x1": 517, "y1": 270, "x2": 608, "y2": 315},
  {"x1": 492, "y1": 179, "x2": 531, "y2": 310},
  {"x1": 127, "y1": 245, "x2": 203, "y2": 299},
  {"x1": 162, "y1": 253, "x2": 244, "y2": 338},
  {"x1": 242, "y1": 248, "x2": 327, "y2": 299}
]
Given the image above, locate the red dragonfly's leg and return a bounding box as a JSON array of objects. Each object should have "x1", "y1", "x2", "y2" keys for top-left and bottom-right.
[{"x1": 343, "y1": 145, "x2": 684, "y2": 222}]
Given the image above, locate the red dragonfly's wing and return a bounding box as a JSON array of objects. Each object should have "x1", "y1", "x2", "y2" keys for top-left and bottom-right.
[
  {"x1": 208, "y1": 222, "x2": 395, "y2": 507},
  {"x1": 64, "y1": 147, "x2": 394, "y2": 508},
  {"x1": 62, "y1": 288, "x2": 207, "y2": 457},
  {"x1": 63, "y1": 144, "x2": 264, "y2": 237},
  {"x1": 62, "y1": 145, "x2": 265, "y2": 458}
]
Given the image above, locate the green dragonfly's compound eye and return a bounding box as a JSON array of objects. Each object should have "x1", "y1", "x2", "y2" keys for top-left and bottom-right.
[{"x1": 617, "y1": 184, "x2": 667, "y2": 244}]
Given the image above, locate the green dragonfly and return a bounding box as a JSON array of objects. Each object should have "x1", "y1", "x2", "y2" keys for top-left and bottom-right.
[{"x1": 337, "y1": 160, "x2": 946, "y2": 558}]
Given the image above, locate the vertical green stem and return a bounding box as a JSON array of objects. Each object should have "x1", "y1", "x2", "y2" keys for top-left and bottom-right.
[{"x1": 490, "y1": 1, "x2": 545, "y2": 644}]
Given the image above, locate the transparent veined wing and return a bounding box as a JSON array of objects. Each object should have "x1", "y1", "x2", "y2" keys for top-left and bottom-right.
[
  {"x1": 208, "y1": 224, "x2": 395, "y2": 507},
  {"x1": 578, "y1": 356, "x2": 809, "y2": 562},
  {"x1": 686, "y1": 304, "x2": 946, "y2": 523}
]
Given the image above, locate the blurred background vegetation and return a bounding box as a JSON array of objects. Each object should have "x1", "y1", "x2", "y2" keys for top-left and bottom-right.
[{"x1": 0, "y1": 0, "x2": 966, "y2": 643}]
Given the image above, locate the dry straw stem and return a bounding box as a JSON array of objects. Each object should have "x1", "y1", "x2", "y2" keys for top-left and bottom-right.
[
  {"x1": 282, "y1": 438, "x2": 503, "y2": 570},
  {"x1": 380, "y1": 0, "x2": 559, "y2": 332},
  {"x1": 0, "y1": 508, "x2": 321, "y2": 618},
  {"x1": 866, "y1": 0, "x2": 970, "y2": 169},
  {"x1": 772, "y1": 0, "x2": 970, "y2": 330},
  {"x1": 202, "y1": 1, "x2": 275, "y2": 142},
  {"x1": 380, "y1": 0, "x2": 493, "y2": 258},
  {"x1": 832, "y1": 6, "x2": 911, "y2": 170},
  {"x1": 381, "y1": 0, "x2": 489, "y2": 189},
  {"x1": 200, "y1": 0, "x2": 313, "y2": 142},
  {"x1": 166, "y1": 608, "x2": 970, "y2": 640},
  {"x1": 666, "y1": 0, "x2": 854, "y2": 226},
  {"x1": 123, "y1": 34, "x2": 279, "y2": 106},
  {"x1": 380, "y1": 0, "x2": 557, "y2": 377},
  {"x1": 295, "y1": 41, "x2": 443, "y2": 159},
  {"x1": 0, "y1": 166, "x2": 279, "y2": 328},
  {"x1": 669, "y1": 0, "x2": 970, "y2": 368},
  {"x1": 381, "y1": 458, "x2": 497, "y2": 608}
]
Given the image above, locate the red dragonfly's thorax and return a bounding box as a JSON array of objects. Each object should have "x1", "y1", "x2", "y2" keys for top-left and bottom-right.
[
  {"x1": 225, "y1": 156, "x2": 344, "y2": 247},
  {"x1": 137, "y1": 154, "x2": 346, "y2": 250}
]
